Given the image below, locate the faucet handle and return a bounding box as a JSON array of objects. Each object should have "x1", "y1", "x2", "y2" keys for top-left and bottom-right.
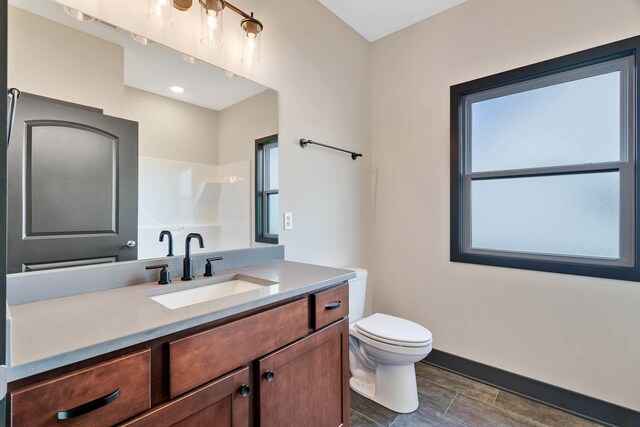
[
  {"x1": 146, "y1": 264, "x2": 171, "y2": 285},
  {"x1": 204, "y1": 257, "x2": 224, "y2": 277}
]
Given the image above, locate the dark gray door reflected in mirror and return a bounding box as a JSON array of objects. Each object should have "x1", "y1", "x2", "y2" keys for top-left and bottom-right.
[{"x1": 7, "y1": 93, "x2": 138, "y2": 273}]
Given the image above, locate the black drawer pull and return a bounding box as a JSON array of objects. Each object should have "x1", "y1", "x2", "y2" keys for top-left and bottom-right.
[
  {"x1": 57, "y1": 388, "x2": 121, "y2": 420},
  {"x1": 264, "y1": 370, "x2": 275, "y2": 382},
  {"x1": 324, "y1": 301, "x2": 342, "y2": 311}
]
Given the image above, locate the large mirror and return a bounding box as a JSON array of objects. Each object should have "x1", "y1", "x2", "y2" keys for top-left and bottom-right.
[{"x1": 6, "y1": 0, "x2": 279, "y2": 274}]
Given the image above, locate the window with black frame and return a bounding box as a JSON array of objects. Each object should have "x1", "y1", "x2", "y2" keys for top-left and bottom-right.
[
  {"x1": 450, "y1": 36, "x2": 640, "y2": 281},
  {"x1": 256, "y1": 135, "x2": 279, "y2": 244}
]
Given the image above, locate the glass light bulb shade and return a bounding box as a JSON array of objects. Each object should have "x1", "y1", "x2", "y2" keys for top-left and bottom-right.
[
  {"x1": 146, "y1": 0, "x2": 173, "y2": 28},
  {"x1": 200, "y1": 2, "x2": 223, "y2": 49},
  {"x1": 241, "y1": 31, "x2": 261, "y2": 66}
]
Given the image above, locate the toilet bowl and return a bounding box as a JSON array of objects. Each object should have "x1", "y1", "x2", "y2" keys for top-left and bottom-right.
[{"x1": 346, "y1": 268, "x2": 432, "y2": 413}]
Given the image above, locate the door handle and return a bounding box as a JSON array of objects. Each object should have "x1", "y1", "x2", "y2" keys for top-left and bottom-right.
[{"x1": 121, "y1": 240, "x2": 136, "y2": 248}]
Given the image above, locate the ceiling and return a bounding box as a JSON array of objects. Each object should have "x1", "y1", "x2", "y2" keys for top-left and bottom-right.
[
  {"x1": 318, "y1": 0, "x2": 467, "y2": 42},
  {"x1": 9, "y1": 0, "x2": 268, "y2": 111}
]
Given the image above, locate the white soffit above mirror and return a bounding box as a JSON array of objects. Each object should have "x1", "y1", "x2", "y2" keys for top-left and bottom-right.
[
  {"x1": 318, "y1": 0, "x2": 467, "y2": 42},
  {"x1": 8, "y1": 0, "x2": 267, "y2": 111}
]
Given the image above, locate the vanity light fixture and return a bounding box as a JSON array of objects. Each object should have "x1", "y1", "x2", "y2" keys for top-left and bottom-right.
[
  {"x1": 63, "y1": 5, "x2": 95, "y2": 22},
  {"x1": 170, "y1": 86, "x2": 185, "y2": 93},
  {"x1": 146, "y1": 0, "x2": 264, "y2": 65}
]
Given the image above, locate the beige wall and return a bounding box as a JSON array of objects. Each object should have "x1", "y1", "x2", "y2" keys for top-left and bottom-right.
[
  {"x1": 371, "y1": 0, "x2": 640, "y2": 411},
  {"x1": 60, "y1": 0, "x2": 372, "y2": 270},
  {"x1": 219, "y1": 89, "x2": 278, "y2": 165},
  {"x1": 8, "y1": 6, "x2": 124, "y2": 116},
  {"x1": 124, "y1": 86, "x2": 219, "y2": 165},
  {"x1": 219, "y1": 89, "x2": 278, "y2": 245}
]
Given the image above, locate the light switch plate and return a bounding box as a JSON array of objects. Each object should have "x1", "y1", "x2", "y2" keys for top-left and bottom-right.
[{"x1": 284, "y1": 212, "x2": 293, "y2": 230}]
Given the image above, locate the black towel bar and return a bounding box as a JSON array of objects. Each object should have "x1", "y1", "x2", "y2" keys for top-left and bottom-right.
[{"x1": 299, "y1": 138, "x2": 363, "y2": 160}]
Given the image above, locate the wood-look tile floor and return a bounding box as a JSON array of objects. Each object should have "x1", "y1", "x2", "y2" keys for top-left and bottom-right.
[{"x1": 350, "y1": 362, "x2": 603, "y2": 427}]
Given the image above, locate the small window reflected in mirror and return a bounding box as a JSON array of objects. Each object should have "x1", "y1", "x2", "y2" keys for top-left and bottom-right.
[{"x1": 256, "y1": 135, "x2": 279, "y2": 244}]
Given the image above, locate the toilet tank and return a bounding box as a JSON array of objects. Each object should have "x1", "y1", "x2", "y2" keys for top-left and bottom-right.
[{"x1": 345, "y1": 268, "x2": 368, "y2": 322}]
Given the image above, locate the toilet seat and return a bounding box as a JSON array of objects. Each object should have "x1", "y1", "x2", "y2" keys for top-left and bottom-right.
[{"x1": 354, "y1": 313, "x2": 432, "y2": 348}]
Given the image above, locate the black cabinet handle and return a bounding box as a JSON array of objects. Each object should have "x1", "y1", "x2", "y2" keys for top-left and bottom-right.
[
  {"x1": 324, "y1": 301, "x2": 342, "y2": 311},
  {"x1": 264, "y1": 370, "x2": 275, "y2": 382},
  {"x1": 57, "y1": 388, "x2": 121, "y2": 420},
  {"x1": 238, "y1": 384, "x2": 251, "y2": 397}
]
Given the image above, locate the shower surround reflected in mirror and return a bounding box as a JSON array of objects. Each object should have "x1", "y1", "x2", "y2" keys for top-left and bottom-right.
[{"x1": 7, "y1": 0, "x2": 279, "y2": 273}]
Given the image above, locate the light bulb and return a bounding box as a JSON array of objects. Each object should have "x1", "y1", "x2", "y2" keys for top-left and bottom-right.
[
  {"x1": 147, "y1": 0, "x2": 173, "y2": 28},
  {"x1": 240, "y1": 16, "x2": 263, "y2": 66},
  {"x1": 241, "y1": 31, "x2": 261, "y2": 65},
  {"x1": 207, "y1": 13, "x2": 219, "y2": 30},
  {"x1": 246, "y1": 35, "x2": 255, "y2": 54},
  {"x1": 200, "y1": 2, "x2": 224, "y2": 49}
]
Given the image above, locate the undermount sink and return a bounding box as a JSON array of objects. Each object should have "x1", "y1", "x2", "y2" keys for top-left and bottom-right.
[{"x1": 147, "y1": 274, "x2": 279, "y2": 310}]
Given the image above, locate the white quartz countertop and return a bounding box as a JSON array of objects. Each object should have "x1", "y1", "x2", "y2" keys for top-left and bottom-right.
[{"x1": 8, "y1": 261, "x2": 355, "y2": 381}]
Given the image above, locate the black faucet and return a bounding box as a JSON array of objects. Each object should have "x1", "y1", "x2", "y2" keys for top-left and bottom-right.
[
  {"x1": 182, "y1": 233, "x2": 204, "y2": 281},
  {"x1": 159, "y1": 230, "x2": 174, "y2": 257}
]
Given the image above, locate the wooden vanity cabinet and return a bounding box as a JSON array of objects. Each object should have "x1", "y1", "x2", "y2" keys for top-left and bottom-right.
[
  {"x1": 258, "y1": 319, "x2": 350, "y2": 427},
  {"x1": 8, "y1": 282, "x2": 350, "y2": 427}
]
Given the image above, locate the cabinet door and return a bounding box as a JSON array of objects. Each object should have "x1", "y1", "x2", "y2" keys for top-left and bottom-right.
[
  {"x1": 120, "y1": 367, "x2": 250, "y2": 427},
  {"x1": 258, "y1": 319, "x2": 350, "y2": 427}
]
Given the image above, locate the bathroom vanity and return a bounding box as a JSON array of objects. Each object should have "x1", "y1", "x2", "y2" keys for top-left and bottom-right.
[{"x1": 6, "y1": 260, "x2": 353, "y2": 426}]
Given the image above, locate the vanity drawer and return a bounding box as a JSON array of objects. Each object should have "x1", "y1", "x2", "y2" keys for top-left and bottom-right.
[
  {"x1": 169, "y1": 298, "x2": 309, "y2": 398},
  {"x1": 120, "y1": 366, "x2": 250, "y2": 426},
  {"x1": 10, "y1": 349, "x2": 151, "y2": 427},
  {"x1": 312, "y1": 283, "x2": 349, "y2": 330}
]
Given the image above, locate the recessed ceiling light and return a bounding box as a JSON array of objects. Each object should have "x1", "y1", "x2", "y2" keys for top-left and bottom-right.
[
  {"x1": 170, "y1": 86, "x2": 185, "y2": 93},
  {"x1": 63, "y1": 5, "x2": 95, "y2": 22},
  {"x1": 131, "y1": 33, "x2": 155, "y2": 45},
  {"x1": 181, "y1": 53, "x2": 199, "y2": 64}
]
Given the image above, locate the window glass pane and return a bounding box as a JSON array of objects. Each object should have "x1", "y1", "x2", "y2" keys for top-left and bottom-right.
[
  {"x1": 268, "y1": 146, "x2": 278, "y2": 190},
  {"x1": 470, "y1": 71, "x2": 621, "y2": 172},
  {"x1": 267, "y1": 193, "x2": 279, "y2": 235},
  {"x1": 471, "y1": 172, "x2": 620, "y2": 258}
]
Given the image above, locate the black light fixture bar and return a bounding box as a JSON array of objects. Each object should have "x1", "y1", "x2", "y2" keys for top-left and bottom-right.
[{"x1": 299, "y1": 138, "x2": 363, "y2": 160}]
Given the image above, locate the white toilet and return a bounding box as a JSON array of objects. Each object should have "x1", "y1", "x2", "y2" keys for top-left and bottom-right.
[{"x1": 347, "y1": 268, "x2": 432, "y2": 413}]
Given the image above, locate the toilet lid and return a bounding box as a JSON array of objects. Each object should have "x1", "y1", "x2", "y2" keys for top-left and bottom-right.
[{"x1": 355, "y1": 313, "x2": 432, "y2": 346}]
